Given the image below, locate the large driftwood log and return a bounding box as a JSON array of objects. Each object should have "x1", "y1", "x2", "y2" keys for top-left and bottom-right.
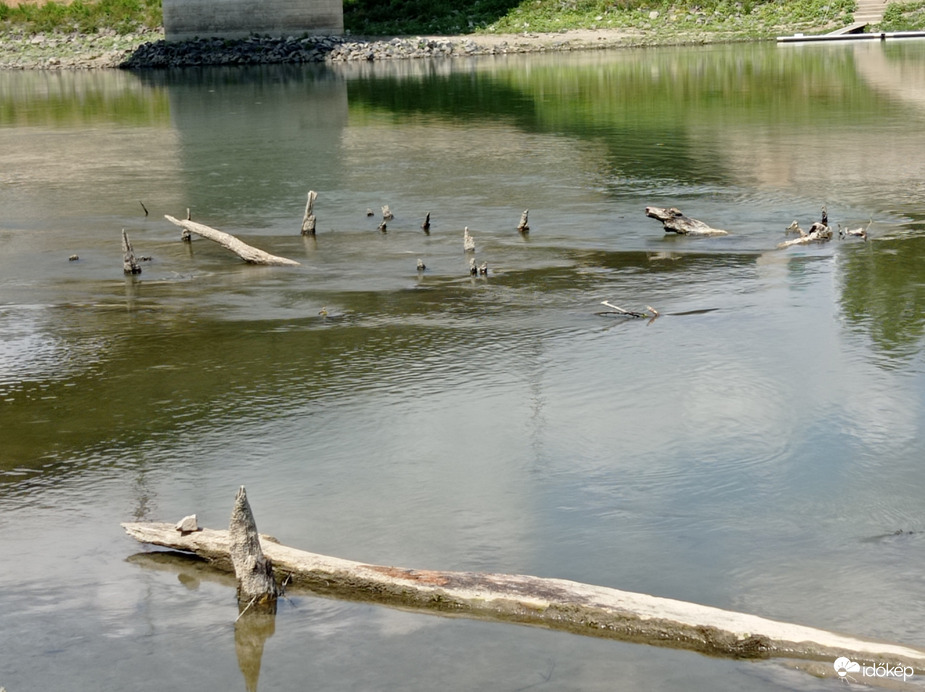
[
  {"x1": 121, "y1": 520, "x2": 925, "y2": 671},
  {"x1": 645, "y1": 207, "x2": 729, "y2": 236},
  {"x1": 165, "y1": 215, "x2": 300, "y2": 266}
]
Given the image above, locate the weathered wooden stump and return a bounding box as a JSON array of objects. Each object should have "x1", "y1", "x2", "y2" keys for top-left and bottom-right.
[
  {"x1": 229, "y1": 486, "x2": 278, "y2": 614},
  {"x1": 300, "y1": 190, "x2": 317, "y2": 236},
  {"x1": 463, "y1": 227, "x2": 475, "y2": 253},
  {"x1": 517, "y1": 209, "x2": 529, "y2": 234},
  {"x1": 122, "y1": 229, "x2": 142, "y2": 274}
]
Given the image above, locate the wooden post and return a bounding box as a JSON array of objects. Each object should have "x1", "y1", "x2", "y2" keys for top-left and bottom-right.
[
  {"x1": 122, "y1": 229, "x2": 142, "y2": 274},
  {"x1": 229, "y1": 486, "x2": 278, "y2": 614},
  {"x1": 517, "y1": 209, "x2": 529, "y2": 234},
  {"x1": 301, "y1": 191, "x2": 317, "y2": 236},
  {"x1": 164, "y1": 215, "x2": 300, "y2": 266}
]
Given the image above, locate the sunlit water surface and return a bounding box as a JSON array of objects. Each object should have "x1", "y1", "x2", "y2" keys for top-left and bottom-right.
[{"x1": 2, "y1": 39, "x2": 925, "y2": 691}]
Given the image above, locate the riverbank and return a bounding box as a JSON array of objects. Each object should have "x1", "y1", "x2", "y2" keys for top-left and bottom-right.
[{"x1": 0, "y1": 24, "x2": 807, "y2": 70}]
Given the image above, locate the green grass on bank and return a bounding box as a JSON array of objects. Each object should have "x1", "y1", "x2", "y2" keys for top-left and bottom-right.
[
  {"x1": 341, "y1": 0, "x2": 856, "y2": 36},
  {"x1": 879, "y1": 0, "x2": 925, "y2": 29},
  {"x1": 0, "y1": 0, "x2": 160, "y2": 33},
  {"x1": 2, "y1": 0, "x2": 923, "y2": 38}
]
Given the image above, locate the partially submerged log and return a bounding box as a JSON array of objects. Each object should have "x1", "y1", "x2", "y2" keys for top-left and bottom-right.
[
  {"x1": 421, "y1": 212, "x2": 431, "y2": 235},
  {"x1": 122, "y1": 229, "x2": 142, "y2": 274},
  {"x1": 645, "y1": 207, "x2": 729, "y2": 236},
  {"x1": 122, "y1": 520, "x2": 925, "y2": 671},
  {"x1": 778, "y1": 222, "x2": 833, "y2": 249},
  {"x1": 164, "y1": 215, "x2": 300, "y2": 266},
  {"x1": 300, "y1": 191, "x2": 317, "y2": 236}
]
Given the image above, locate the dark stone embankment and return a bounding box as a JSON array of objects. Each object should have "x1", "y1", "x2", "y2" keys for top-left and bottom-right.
[
  {"x1": 118, "y1": 33, "x2": 633, "y2": 69},
  {"x1": 0, "y1": 28, "x2": 652, "y2": 70}
]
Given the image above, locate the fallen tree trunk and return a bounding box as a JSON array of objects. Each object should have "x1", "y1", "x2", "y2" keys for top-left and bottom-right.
[
  {"x1": 121, "y1": 521, "x2": 925, "y2": 671},
  {"x1": 165, "y1": 215, "x2": 300, "y2": 266}
]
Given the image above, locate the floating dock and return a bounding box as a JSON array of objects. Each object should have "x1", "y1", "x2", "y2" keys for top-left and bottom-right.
[{"x1": 778, "y1": 30, "x2": 925, "y2": 43}]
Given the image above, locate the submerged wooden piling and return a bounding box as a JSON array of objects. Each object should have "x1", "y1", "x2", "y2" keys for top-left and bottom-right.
[
  {"x1": 229, "y1": 486, "x2": 278, "y2": 614},
  {"x1": 122, "y1": 229, "x2": 142, "y2": 274},
  {"x1": 517, "y1": 209, "x2": 529, "y2": 234},
  {"x1": 300, "y1": 191, "x2": 317, "y2": 236}
]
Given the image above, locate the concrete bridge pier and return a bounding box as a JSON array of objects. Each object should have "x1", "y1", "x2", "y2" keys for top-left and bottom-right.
[{"x1": 163, "y1": 0, "x2": 343, "y2": 41}]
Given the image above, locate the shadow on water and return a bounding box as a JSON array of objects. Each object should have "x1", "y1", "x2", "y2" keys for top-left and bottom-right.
[
  {"x1": 0, "y1": 245, "x2": 755, "y2": 476},
  {"x1": 127, "y1": 551, "x2": 275, "y2": 692}
]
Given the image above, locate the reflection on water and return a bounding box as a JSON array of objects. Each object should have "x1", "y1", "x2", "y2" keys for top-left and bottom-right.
[{"x1": 2, "y1": 40, "x2": 925, "y2": 692}]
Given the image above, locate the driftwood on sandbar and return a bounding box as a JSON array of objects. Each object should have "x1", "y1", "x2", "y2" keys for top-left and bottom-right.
[
  {"x1": 121, "y1": 520, "x2": 925, "y2": 671},
  {"x1": 165, "y1": 215, "x2": 300, "y2": 266}
]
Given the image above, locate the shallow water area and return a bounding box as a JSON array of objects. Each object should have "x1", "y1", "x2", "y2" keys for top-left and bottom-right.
[{"x1": 2, "y1": 39, "x2": 925, "y2": 691}]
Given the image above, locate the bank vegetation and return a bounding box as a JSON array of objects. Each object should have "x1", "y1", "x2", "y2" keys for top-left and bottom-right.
[{"x1": 2, "y1": 0, "x2": 925, "y2": 68}]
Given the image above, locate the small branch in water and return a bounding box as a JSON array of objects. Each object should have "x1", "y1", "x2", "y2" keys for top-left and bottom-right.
[
  {"x1": 234, "y1": 594, "x2": 260, "y2": 623},
  {"x1": 140, "y1": 201, "x2": 149, "y2": 217},
  {"x1": 600, "y1": 300, "x2": 657, "y2": 319}
]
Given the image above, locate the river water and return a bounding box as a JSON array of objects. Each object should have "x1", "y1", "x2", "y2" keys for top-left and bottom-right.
[{"x1": 2, "y1": 39, "x2": 925, "y2": 691}]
